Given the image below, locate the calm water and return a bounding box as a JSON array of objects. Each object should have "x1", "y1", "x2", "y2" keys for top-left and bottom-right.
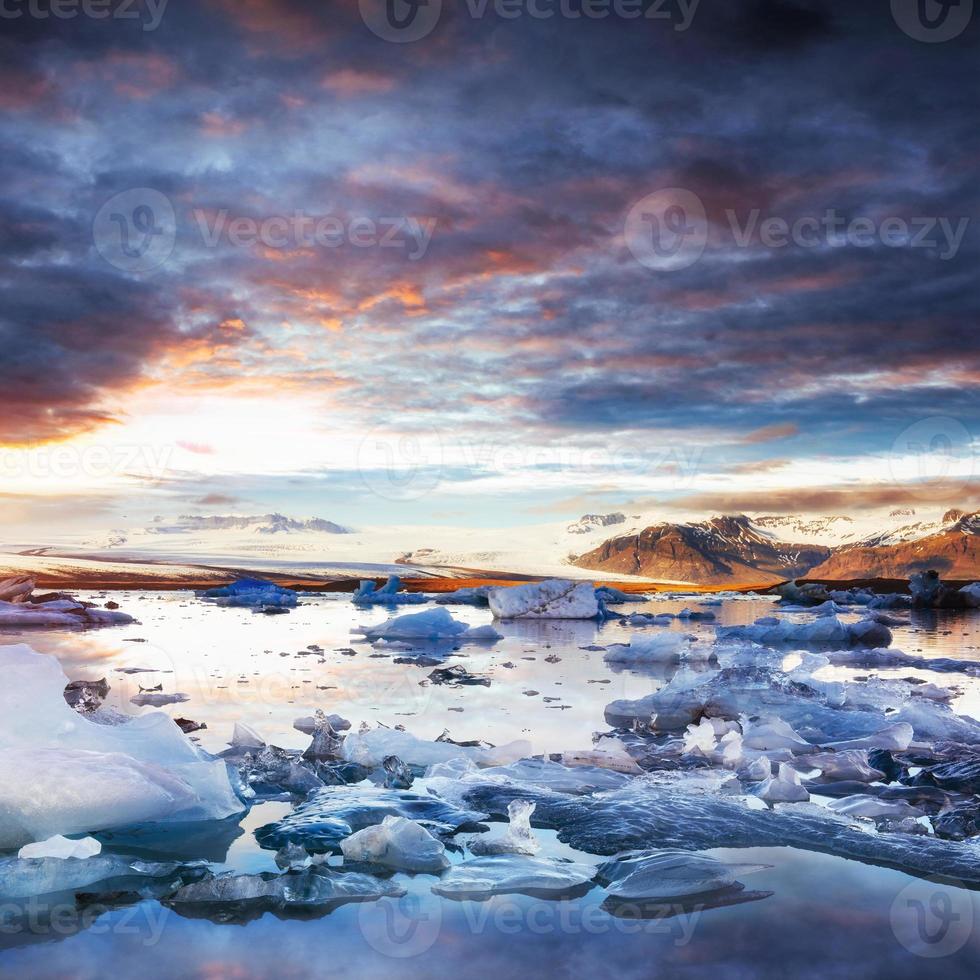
[{"x1": 2, "y1": 591, "x2": 980, "y2": 979}]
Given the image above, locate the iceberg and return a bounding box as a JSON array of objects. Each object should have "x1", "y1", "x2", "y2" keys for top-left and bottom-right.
[
  {"x1": 342, "y1": 726, "x2": 531, "y2": 769},
  {"x1": 432, "y1": 855, "x2": 595, "y2": 900},
  {"x1": 167, "y1": 868, "x2": 405, "y2": 920},
  {"x1": 0, "y1": 644, "x2": 244, "y2": 849},
  {"x1": 0, "y1": 596, "x2": 134, "y2": 629},
  {"x1": 435, "y1": 586, "x2": 492, "y2": 607},
  {"x1": 201, "y1": 578, "x2": 297, "y2": 609},
  {"x1": 255, "y1": 785, "x2": 487, "y2": 853},
  {"x1": 352, "y1": 576, "x2": 427, "y2": 606},
  {"x1": 0, "y1": 854, "x2": 195, "y2": 900},
  {"x1": 594, "y1": 586, "x2": 647, "y2": 605},
  {"x1": 340, "y1": 815, "x2": 450, "y2": 873},
  {"x1": 718, "y1": 615, "x2": 892, "y2": 649},
  {"x1": 596, "y1": 849, "x2": 767, "y2": 902},
  {"x1": 355, "y1": 607, "x2": 502, "y2": 644},
  {"x1": 604, "y1": 633, "x2": 708, "y2": 665},
  {"x1": 960, "y1": 582, "x2": 980, "y2": 608},
  {"x1": 487, "y1": 580, "x2": 599, "y2": 620}
]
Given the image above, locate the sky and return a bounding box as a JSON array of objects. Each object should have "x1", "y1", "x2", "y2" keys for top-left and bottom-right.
[{"x1": 0, "y1": 0, "x2": 978, "y2": 538}]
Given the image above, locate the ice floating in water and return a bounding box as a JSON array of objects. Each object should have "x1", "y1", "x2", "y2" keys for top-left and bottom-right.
[
  {"x1": 0, "y1": 595, "x2": 134, "y2": 629},
  {"x1": 255, "y1": 785, "x2": 487, "y2": 853},
  {"x1": 294, "y1": 713, "x2": 350, "y2": 735},
  {"x1": 432, "y1": 855, "x2": 594, "y2": 900},
  {"x1": 718, "y1": 615, "x2": 891, "y2": 649},
  {"x1": 355, "y1": 607, "x2": 502, "y2": 644},
  {"x1": 960, "y1": 582, "x2": 980, "y2": 608},
  {"x1": 342, "y1": 726, "x2": 529, "y2": 769},
  {"x1": 487, "y1": 579, "x2": 599, "y2": 620},
  {"x1": 130, "y1": 691, "x2": 190, "y2": 707},
  {"x1": 201, "y1": 578, "x2": 297, "y2": 609},
  {"x1": 0, "y1": 644, "x2": 244, "y2": 849},
  {"x1": 562, "y1": 737, "x2": 642, "y2": 774},
  {"x1": 434, "y1": 586, "x2": 492, "y2": 607},
  {"x1": 0, "y1": 854, "x2": 194, "y2": 900},
  {"x1": 470, "y1": 800, "x2": 540, "y2": 856},
  {"x1": 467, "y1": 759, "x2": 631, "y2": 796},
  {"x1": 596, "y1": 849, "x2": 767, "y2": 902},
  {"x1": 231, "y1": 722, "x2": 266, "y2": 751},
  {"x1": 740, "y1": 716, "x2": 812, "y2": 754},
  {"x1": 352, "y1": 576, "x2": 427, "y2": 606},
  {"x1": 340, "y1": 815, "x2": 450, "y2": 873},
  {"x1": 594, "y1": 586, "x2": 647, "y2": 605},
  {"x1": 18, "y1": 834, "x2": 102, "y2": 860},
  {"x1": 604, "y1": 633, "x2": 711, "y2": 665},
  {"x1": 167, "y1": 868, "x2": 405, "y2": 919}
]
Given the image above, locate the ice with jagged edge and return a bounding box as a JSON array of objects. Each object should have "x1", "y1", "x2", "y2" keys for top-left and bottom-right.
[
  {"x1": 354, "y1": 607, "x2": 502, "y2": 644},
  {"x1": 0, "y1": 644, "x2": 244, "y2": 850}
]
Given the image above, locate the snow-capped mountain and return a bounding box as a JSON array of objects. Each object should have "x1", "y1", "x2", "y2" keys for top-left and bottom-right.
[
  {"x1": 150, "y1": 513, "x2": 352, "y2": 535},
  {"x1": 573, "y1": 510, "x2": 979, "y2": 585},
  {"x1": 571, "y1": 515, "x2": 832, "y2": 586}
]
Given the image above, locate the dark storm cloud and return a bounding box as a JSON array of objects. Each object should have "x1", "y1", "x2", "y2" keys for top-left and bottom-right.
[{"x1": 0, "y1": 0, "x2": 977, "y2": 479}]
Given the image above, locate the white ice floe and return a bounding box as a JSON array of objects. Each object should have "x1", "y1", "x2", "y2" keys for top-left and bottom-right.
[
  {"x1": 603, "y1": 632, "x2": 707, "y2": 664},
  {"x1": 341, "y1": 727, "x2": 530, "y2": 769},
  {"x1": 340, "y1": 815, "x2": 450, "y2": 873},
  {"x1": 470, "y1": 800, "x2": 540, "y2": 856},
  {"x1": 487, "y1": 579, "x2": 599, "y2": 620},
  {"x1": 18, "y1": 834, "x2": 102, "y2": 860},
  {"x1": 355, "y1": 607, "x2": 502, "y2": 644},
  {"x1": 821, "y1": 723, "x2": 914, "y2": 753},
  {"x1": 739, "y1": 716, "x2": 812, "y2": 754},
  {"x1": 0, "y1": 644, "x2": 243, "y2": 850},
  {"x1": 431, "y1": 855, "x2": 595, "y2": 899},
  {"x1": 0, "y1": 596, "x2": 134, "y2": 629}
]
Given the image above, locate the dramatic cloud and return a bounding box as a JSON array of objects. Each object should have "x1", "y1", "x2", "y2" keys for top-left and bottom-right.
[{"x1": 1, "y1": 0, "x2": 977, "y2": 522}]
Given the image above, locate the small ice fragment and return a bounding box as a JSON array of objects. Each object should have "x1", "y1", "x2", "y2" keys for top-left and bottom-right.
[
  {"x1": 754, "y1": 762, "x2": 810, "y2": 803},
  {"x1": 18, "y1": 834, "x2": 102, "y2": 860},
  {"x1": 470, "y1": 800, "x2": 540, "y2": 856},
  {"x1": 432, "y1": 855, "x2": 594, "y2": 899}
]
